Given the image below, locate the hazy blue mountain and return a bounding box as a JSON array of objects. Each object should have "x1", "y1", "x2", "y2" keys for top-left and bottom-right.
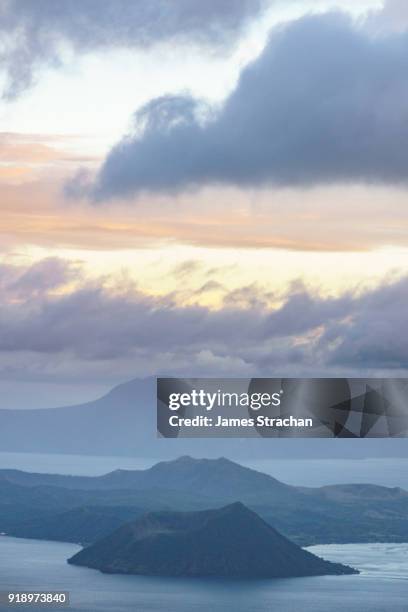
[
  {"x1": 7, "y1": 506, "x2": 144, "y2": 545},
  {"x1": 68, "y1": 503, "x2": 357, "y2": 578},
  {"x1": 1, "y1": 457, "x2": 408, "y2": 546},
  {"x1": 0, "y1": 378, "x2": 155, "y2": 456},
  {"x1": 1, "y1": 377, "x2": 408, "y2": 459},
  {"x1": 0, "y1": 455, "x2": 297, "y2": 501}
]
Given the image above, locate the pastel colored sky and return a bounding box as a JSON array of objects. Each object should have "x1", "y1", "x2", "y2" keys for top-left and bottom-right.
[{"x1": 1, "y1": 0, "x2": 408, "y2": 407}]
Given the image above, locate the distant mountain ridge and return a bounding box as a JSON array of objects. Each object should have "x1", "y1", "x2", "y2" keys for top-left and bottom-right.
[
  {"x1": 1, "y1": 456, "x2": 408, "y2": 547},
  {"x1": 68, "y1": 502, "x2": 358, "y2": 578},
  {"x1": 0, "y1": 378, "x2": 156, "y2": 456},
  {"x1": 1, "y1": 376, "x2": 408, "y2": 458},
  {"x1": 0, "y1": 455, "x2": 296, "y2": 500}
]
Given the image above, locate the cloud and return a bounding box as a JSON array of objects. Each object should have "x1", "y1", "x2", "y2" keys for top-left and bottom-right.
[
  {"x1": 1, "y1": 259, "x2": 408, "y2": 382},
  {"x1": 172, "y1": 260, "x2": 203, "y2": 279},
  {"x1": 0, "y1": 0, "x2": 267, "y2": 98},
  {"x1": 0, "y1": 133, "x2": 98, "y2": 165},
  {"x1": 75, "y1": 12, "x2": 408, "y2": 199},
  {"x1": 9, "y1": 258, "x2": 79, "y2": 297},
  {"x1": 0, "y1": 257, "x2": 78, "y2": 299},
  {"x1": 322, "y1": 276, "x2": 408, "y2": 368},
  {"x1": 5, "y1": 166, "x2": 408, "y2": 254},
  {"x1": 369, "y1": 0, "x2": 408, "y2": 32}
]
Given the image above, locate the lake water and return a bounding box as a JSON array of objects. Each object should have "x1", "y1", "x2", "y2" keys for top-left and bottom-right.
[
  {"x1": 1, "y1": 452, "x2": 407, "y2": 610},
  {"x1": 2, "y1": 451, "x2": 408, "y2": 488},
  {"x1": 0, "y1": 537, "x2": 407, "y2": 612}
]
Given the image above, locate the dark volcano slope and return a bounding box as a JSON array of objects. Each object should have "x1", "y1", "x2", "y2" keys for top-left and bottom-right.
[{"x1": 68, "y1": 502, "x2": 357, "y2": 578}]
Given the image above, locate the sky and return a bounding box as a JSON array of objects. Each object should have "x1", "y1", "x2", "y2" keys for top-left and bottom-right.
[{"x1": 1, "y1": 0, "x2": 408, "y2": 408}]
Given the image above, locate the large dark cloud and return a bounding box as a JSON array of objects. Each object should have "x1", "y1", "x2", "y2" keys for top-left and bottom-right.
[
  {"x1": 1, "y1": 259, "x2": 408, "y2": 378},
  {"x1": 323, "y1": 277, "x2": 408, "y2": 369},
  {"x1": 78, "y1": 12, "x2": 408, "y2": 199},
  {"x1": 0, "y1": 0, "x2": 267, "y2": 98}
]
